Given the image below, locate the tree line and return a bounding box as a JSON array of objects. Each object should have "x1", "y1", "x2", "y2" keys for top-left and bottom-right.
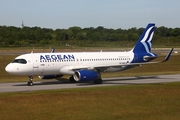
[{"x1": 0, "y1": 25, "x2": 180, "y2": 47}]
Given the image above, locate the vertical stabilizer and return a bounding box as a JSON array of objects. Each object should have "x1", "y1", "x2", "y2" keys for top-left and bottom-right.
[{"x1": 132, "y1": 23, "x2": 155, "y2": 53}]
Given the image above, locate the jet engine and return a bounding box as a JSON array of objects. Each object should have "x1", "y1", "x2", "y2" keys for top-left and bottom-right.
[
  {"x1": 73, "y1": 70, "x2": 100, "y2": 82},
  {"x1": 38, "y1": 75, "x2": 63, "y2": 79}
]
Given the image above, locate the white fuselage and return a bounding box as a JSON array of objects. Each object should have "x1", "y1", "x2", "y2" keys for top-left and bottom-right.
[{"x1": 5, "y1": 51, "x2": 134, "y2": 76}]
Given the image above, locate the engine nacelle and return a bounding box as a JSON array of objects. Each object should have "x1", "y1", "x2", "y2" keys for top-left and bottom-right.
[
  {"x1": 73, "y1": 70, "x2": 100, "y2": 82},
  {"x1": 38, "y1": 75, "x2": 63, "y2": 79}
]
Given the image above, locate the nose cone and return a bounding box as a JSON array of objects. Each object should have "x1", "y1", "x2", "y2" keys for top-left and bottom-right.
[{"x1": 5, "y1": 64, "x2": 13, "y2": 74}]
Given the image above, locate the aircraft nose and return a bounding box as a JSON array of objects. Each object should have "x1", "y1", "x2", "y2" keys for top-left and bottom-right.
[{"x1": 5, "y1": 64, "x2": 13, "y2": 74}]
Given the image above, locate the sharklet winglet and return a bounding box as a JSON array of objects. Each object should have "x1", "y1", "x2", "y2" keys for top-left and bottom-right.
[{"x1": 163, "y1": 48, "x2": 174, "y2": 62}]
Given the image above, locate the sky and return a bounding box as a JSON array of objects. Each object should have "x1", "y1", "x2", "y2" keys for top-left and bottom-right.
[{"x1": 0, "y1": 0, "x2": 179, "y2": 29}]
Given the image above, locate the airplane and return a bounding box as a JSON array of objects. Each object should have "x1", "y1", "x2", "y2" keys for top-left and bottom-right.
[{"x1": 5, "y1": 23, "x2": 174, "y2": 86}]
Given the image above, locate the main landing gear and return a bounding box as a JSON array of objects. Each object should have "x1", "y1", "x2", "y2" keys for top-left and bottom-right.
[
  {"x1": 27, "y1": 76, "x2": 34, "y2": 86},
  {"x1": 69, "y1": 76, "x2": 77, "y2": 83},
  {"x1": 69, "y1": 75, "x2": 102, "y2": 84}
]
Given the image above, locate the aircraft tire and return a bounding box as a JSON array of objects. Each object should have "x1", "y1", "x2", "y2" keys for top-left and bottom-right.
[
  {"x1": 27, "y1": 82, "x2": 34, "y2": 86},
  {"x1": 69, "y1": 76, "x2": 77, "y2": 83}
]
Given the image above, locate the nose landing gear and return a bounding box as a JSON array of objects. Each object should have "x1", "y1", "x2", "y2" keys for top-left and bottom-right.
[{"x1": 27, "y1": 76, "x2": 34, "y2": 86}]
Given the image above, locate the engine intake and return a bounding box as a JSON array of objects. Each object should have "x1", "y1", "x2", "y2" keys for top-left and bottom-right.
[{"x1": 73, "y1": 70, "x2": 100, "y2": 82}]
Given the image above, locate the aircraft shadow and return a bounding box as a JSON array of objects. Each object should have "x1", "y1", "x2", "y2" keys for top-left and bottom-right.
[
  {"x1": 105, "y1": 76, "x2": 159, "y2": 81},
  {"x1": 13, "y1": 75, "x2": 168, "y2": 86},
  {"x1": 76, "y1": 76, "x2": 163, "y2": 86},
  {"x1": 13, "y1": 79, "x2": 71, "y2": 86}
]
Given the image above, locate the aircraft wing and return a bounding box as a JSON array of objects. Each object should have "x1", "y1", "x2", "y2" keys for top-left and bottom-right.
[{"x1": 71, "y1": 66, "x2": 92, "y2": 71}]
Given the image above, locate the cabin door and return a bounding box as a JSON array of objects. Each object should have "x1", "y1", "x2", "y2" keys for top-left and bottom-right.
[{"x1": 32, "y1": 54, "x2": 39, "y2": 71}]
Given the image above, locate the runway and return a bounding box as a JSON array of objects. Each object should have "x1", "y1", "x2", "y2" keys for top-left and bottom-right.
[{"x1": 0, "y1": 74, "x2": 180, "y2": 93}]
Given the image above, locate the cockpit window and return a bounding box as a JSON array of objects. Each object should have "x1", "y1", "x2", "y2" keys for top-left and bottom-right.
[{"x1": 12, "y1": 59, "x2": 27, "y2": 64}]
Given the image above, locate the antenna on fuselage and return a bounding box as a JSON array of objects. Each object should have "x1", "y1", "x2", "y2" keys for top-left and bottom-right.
[{"x1": 51, "y1": 48, "x2": 55, "y2": 53}]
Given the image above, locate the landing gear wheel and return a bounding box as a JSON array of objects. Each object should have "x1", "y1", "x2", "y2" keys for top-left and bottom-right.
[
  {"x1": 94, "y1": 78, "x2": 102, "y2": 84},
  {"x1": 69, "y1": 76, "x2": 77, "y2": 83},
  {"x1": 27, "y1": 76, "x2": 34, "y2": 86},
  {"x1": 27, "y1": 81, "x2": 34, "y2": 86}
]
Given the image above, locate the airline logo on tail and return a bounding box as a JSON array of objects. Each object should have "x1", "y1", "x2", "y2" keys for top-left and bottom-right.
[
  {"x1": 133, "y1": 23, "x2": 155, "y2": 54},
  {"x1": 140, "y1": 25, "x2": 154, "y2": 53}
]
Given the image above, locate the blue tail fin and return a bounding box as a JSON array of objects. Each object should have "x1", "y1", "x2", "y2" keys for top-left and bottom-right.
[{"x1": 132, "y1": 23, "x2": 155, "y2": 53}]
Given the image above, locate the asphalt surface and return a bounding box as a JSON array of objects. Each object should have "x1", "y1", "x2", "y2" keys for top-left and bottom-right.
[{"x1": 0, "y1": 74, "x2": 180, "y2": 93}]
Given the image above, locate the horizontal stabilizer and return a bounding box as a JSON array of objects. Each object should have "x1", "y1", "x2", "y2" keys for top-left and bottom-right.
[{"x1": 143, "y1": 56, "x2": 158, "y2": 61}]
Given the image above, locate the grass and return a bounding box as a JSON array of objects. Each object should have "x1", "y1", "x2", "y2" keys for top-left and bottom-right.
[{"x1": 0, "y1": 83, "x2": 180, "y2": 120}]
